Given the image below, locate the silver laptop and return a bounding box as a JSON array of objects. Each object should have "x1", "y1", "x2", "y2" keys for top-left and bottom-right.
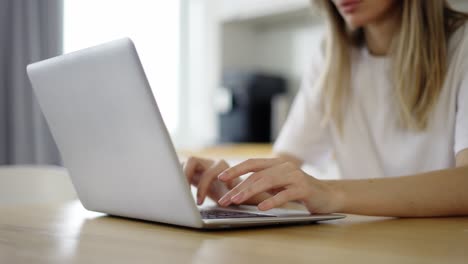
[{"x1": 27, "y1": 38, "x2": 344, "y2": 229}]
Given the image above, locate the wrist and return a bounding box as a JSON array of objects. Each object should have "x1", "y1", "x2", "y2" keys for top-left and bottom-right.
[{"x1": 325, "y1": 180, "x2": 346, "y2": 213}]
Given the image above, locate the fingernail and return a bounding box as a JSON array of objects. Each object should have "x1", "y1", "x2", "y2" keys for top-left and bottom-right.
[
  {"x1": 218, "y1": 196, "x2": 230, "y2": 206},
  {"x1": 231, "y1": 192, "x2": 244, "y2": 203},
  {"x1": 258, "y1": 201, "x2": 269, "y2": 211},
  {"x1": 218, "y1": 172, "x2": 228, "y2": 180}
]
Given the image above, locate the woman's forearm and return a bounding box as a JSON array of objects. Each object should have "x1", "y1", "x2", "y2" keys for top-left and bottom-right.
[{"x1": 327, "y1": 166, "x2": 468, "y2": 217}]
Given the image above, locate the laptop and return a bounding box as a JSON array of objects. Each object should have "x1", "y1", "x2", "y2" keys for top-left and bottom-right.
[{"x1": 27, "y1": 38, "x2": 345, "y2": 229}]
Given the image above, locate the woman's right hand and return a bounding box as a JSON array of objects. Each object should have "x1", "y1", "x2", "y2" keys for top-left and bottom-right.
[{"x1": 182, "y1": 156, "x2": 240, "y2": 205}]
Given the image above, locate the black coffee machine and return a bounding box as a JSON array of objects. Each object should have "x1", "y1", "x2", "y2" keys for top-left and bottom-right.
[{"x1": 219, "y1": 71, "x2": 287, "y2": 143}]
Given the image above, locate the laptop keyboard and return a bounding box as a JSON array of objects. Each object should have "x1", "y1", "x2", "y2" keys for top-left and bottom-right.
[{"x1": 200, "y1": 209, "x2": 276, "y2": 219}]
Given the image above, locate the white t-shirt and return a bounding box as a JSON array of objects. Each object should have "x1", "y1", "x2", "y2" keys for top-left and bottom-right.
[{"x1": 273, "y1": 24, "x2": 468, "y2": 179}]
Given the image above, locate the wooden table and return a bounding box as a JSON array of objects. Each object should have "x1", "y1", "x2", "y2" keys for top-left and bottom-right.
[
  {"x1": 178, "y1": 143, "x2": 273, "y2": 160},
  {"x1": 1, "y1": 201, "x2": 467, "y2": 264}
]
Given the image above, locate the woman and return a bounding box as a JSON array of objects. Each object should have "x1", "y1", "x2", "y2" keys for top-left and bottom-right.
[{"x1": 184, "y1": 0, "x2": 468, "y2": 217}]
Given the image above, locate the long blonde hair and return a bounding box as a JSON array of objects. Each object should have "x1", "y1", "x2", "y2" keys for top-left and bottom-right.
[{"x1": 316, "y1": 0, "x2": 468, "y2": 131}]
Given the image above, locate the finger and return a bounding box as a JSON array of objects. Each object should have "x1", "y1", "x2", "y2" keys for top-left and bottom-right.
[
  {"x1": 219, "y1": 171, "x2": 261, "y2": 204},
  {"x1": 218, "y1": 169, "x2": 265, "y2": 207},
  {"x1": 230, "y1": 177, "x2": 277, "y2": 205},
  {"x1": 183, "y1": 157, "x2": 200, "y2": 184},
  {"x1": 218, "y1": 163, "x2": 292, "y2": 206},
  {"x1": 267, "y1": 187, "x2": 283, "y2": 196},
  {"x1": 196, "y1": 160, "x2": 229, "y2": 205},
  {"x1": 258, "y1": 188, "x2": 298, "y2": 211},
  {"x1": 226, "y1": 177, "x2": 242, "y2": 190},
  {"x1": 218, "y1": 158, "x2": 283, "y2": 182},
  {"x1": 183, "y1": 157, "x2": 211, "y2": 184},
  {"x1": 230, "y1": 166, "x2": 295, "y2": 205}
]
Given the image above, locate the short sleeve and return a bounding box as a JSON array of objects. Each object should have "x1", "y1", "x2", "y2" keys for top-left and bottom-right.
[{"x1": 273, "y1": 53, "x2": 332, "y2": 165}]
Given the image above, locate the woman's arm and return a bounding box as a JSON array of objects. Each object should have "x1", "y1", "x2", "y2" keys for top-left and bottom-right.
[
  {"x1": 217, "y1": 149, "x2": 468, "y2": 217},
  {"x1": 328, "y1": 149, "x2": 468, "y2": 217}
]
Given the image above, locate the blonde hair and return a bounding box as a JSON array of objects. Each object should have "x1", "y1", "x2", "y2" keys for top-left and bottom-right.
[{"x1": 316, "y1": 0, "x2": 468, "y2": 131}]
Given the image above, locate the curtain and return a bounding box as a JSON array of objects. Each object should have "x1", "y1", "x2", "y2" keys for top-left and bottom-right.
[{"x1": 0, "y1": 0, "x2": 63, "y2": 165}]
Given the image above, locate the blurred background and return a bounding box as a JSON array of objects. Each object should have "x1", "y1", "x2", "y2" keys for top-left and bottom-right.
[
  {"x1": 3, "y1": 0, "x2": 468, "y2": 163},
  {"x1": 1, "y1": 0, "x2": 468, "y2": 204}
]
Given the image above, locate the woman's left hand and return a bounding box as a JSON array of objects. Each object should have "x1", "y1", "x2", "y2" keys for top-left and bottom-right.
[{"x1": 217, "y1": 158, "x2": 343, "y2": 214}]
